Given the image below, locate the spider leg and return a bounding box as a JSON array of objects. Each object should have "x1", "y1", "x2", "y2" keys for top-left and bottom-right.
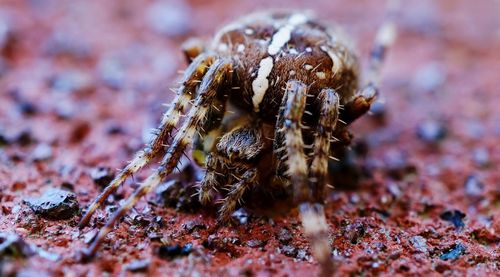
[
  {"x1": 79, "y1": 54, "x2": 214, "y2": 228},
  {"x1": 218, "y1": 168, "x2": 258, "y2": 222},
  {"x1": 198, "y1": 153, "x2": 226, "y2": 205},
  {"x1": 279, "y1": 80, "x2": 334, "y2": 276},
  {"x1": 181, "y1": 37, "x2": 205, "y2": 63},
  {"x1": 309, "y1": 88, "x2": 339, "y2": 202},
  {"x1": 341, "y1": 6, "x2": 397, "y2": 125},
  {"x1": 82, "y1": 58, "x2": 232, "y2": 259}
]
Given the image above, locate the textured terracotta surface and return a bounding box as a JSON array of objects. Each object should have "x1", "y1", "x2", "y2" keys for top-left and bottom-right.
[{"x1": 0, "y1": 0, "x2": 499, "y2": 276}]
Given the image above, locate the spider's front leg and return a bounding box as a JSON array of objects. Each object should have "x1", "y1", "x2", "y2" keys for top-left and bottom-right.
[
  {"x1": 276, "y1": 80, "x2": 335, "y2": 276},
  {"x1": 342, "y1": 10, "x2": 397, "y2": 125},
  {"x1": 81, "y1": 58, "x2": 232, "y2": 259},
  {"x1": 79, "y1": 54, "x2": 214, "y2": 228}
]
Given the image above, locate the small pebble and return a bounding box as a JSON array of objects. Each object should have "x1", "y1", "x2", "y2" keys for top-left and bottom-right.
[
  {"x1": 17, "y1": 100, "x2": 38, "y2": 116},
  {"x1": 89, "y1": 167, "x2": 114, "y2": 188},
  {"x1": 97, "y1": 56, "x2": 126, "y2": 89},
  {"x1": 464, "y1": 175, "x2": 484, "y2": 197},
  {"x1": 412, "y1": 63, "x2": 446, "y2": 92},
  {"x1": 246, "y1": 239, "x2": 266, "y2": 248},
  {"x1": 0, "y1": 232, "x2": 35, "y2": 258},
  {"x1": 439, "y1": 243, "x2": 466, "y2": 261},
  {"x1": 409, "y1": 236, "x2": 428, "y2": 253},
  {"x1": 280, "y1": 245, "x2": 297, "y2": 257},
  {"x1": 157, "y1": 243, "x2": 192, "y2": 260},
  {"x1": 146, "y1": 1, "x2": 192, "y2": 37},
  {"x1": 49, "y1": 70, "x2": 93, "y2": 94},
  {"x1": 23, "y1": 188, "x2": 79, "y2": 220},
  {"x1": 125, "y1": 259, "x2": 150, "y2": 272},
  {"x1": 15, "y1": 130, "x2": 35, "y2": 146},
  {"x1": 182, "y1": 219, "x2": 205, "y2": 233},
  {"x1": 277, "y1": 228, "x2": 293, "y2": 244},
  {"x1": 32, "y1": 143, "x2": 53, "y2": 161},
  {"x1": 471, "y1": 147, "x2": 490, "y2": 167},
  {"x1": 42, "y1": 32, "x2": 90, "y2": 60},
  {"x1": 440, "y1": 210, "x2": 466, "y2": 230},
  {"x1": 416, "y1": 120, "x2": 447, "y2": 144},
  {"x1": 231, "y1": 208, "x2": 249, "y2": 225}
]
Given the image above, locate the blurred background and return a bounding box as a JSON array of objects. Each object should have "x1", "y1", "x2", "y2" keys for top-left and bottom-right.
[{"x1": 0, "y1": 0, "x2": 498, "y2": 275}]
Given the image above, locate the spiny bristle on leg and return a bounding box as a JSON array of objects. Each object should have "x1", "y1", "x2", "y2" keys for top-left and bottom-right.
[
  {"x1": 309, "y1": 88, "x2": 339, "y2": 202},
  {"x1": 218, "y1": 168, "x2": 257, "y2": 223}
]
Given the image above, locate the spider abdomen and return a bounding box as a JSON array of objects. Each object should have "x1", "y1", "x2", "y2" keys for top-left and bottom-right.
[{"x1": 210, "y1": 11, "x2": 360, "y2": 120}]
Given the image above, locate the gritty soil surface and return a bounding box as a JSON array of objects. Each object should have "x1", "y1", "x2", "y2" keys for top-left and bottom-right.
[{"x1": 0, "y1": 0, "x2": 499, "y2": 276}]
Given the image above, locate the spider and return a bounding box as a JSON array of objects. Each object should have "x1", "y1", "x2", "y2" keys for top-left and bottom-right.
[{"x1": 78, "y1": 8, "x2": 397, "y2": 276}]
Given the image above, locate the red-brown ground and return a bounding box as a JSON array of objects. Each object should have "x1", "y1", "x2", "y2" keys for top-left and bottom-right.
[{"x1": 0, "y1": 0, "x2": 499, "y2": 276}]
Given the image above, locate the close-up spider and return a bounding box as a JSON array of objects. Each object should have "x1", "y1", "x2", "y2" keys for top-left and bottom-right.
[
  {"x1": 2, "y1": 0, "x2": 499, "y2": 276},
  {"x1": 78, "y1": 8, "x2": 396, "y2": 275}
]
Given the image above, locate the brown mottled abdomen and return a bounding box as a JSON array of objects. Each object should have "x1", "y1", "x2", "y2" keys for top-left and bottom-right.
[{"x1": 210, "y1": 11, "x2": 360, "y2": 122}]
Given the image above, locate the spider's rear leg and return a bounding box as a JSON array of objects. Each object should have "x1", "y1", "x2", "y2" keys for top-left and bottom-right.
[
  {"x1": 78, "y1": 54, "x2": 214, "y2": 228},
  {"x1": 278, "y1": 80, "x2": 334, "y2": 276},
  {"x1": 81, "y1": 58, "x2": 232, "y2": 259},
  {"x1": 309, "y1": 88, "x2": 340, "y2": 202}
]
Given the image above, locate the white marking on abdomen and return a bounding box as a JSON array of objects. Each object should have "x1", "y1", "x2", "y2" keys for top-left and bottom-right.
[
  {"x1": 268, "y1": 13, "x2": 308, "y2": 55},
  {"x1": 251, "y1": 57, "x2": 274, "y2": 112}
]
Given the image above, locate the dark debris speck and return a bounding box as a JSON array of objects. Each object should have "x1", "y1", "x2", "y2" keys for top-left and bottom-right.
[
  {"x1": 440, "y1": 210, "x2": 466, "y2": 230},
  {"x1": 157, "y1": 243, "x2": 193, "y2": 260},
  {"x1": 0, "y1": 232, "x2": 35, "y2": 259},
  {"x1": 439, "y1": 243, "x2": 466, "y2": 261}
]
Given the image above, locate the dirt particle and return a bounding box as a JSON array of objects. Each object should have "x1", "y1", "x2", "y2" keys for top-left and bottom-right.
[
  {"x1": 146, "y1": 1, "x2": 192, "y2": 37},
  {"x1": 416, "y1": 120, "x2": 447, "y2": 144},
  {"x1": 409, "y1": 236, "x2": 428, "y2": 253},
  {"x1": 439, "y1": 210, "x2": 466, "y2": 230},
  {"x1": 277, "y1": 228, "x2": 293, "y2": 244},
  {"x1": 471, "y1": 147, "x2": 490, "y2": 168},
  {"x1": 464, "y1": 175, "x2": 484, "y2": 198},
  {"x1": 246, "y1": 239, "x2": 266, "y2": 248},
  {"x1": 70, "y1": 121, "x2": 91, "y2": 143},
  {"x1": 125, "y1": 259, "x2": 150, "y2": 272},
  {"x1": 280, "y1": 245, "x2": 297, "y2": 257},
  {"x1": 231, "y1": 208, "x2": 249, "y2": 225},
  {"x1": 182, "y1": 219, "x2": 205, "y2": 233},
  {"x1": 23, "y1": 188, "x2": 79, "y2": 220},
  {"x1": 32, "y1": 143, "x2": 53, "y2": 162}
]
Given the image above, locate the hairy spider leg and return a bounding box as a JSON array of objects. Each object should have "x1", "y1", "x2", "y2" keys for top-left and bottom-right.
[
  {"x1": 309, "y1": 88, "x2": 340, "y2": 202},
  {"x1": 82, "y1": 59, "x2": 232, "y2": 259},
  {"x1": 341, "y1": 2, "x2": 398, "y2": 125},
  {"x1": 78, "y1": 54, "x2": 215, "y2": 228},
  {"x1": 218, "y1": 168, "x2": 258, "y2": 222},
  {"x1": 198, "y1": 153, "x2": 226, "y2": 205},
  {"x1": 279, "y1": 80, "x2": 334, "y2": 276}
]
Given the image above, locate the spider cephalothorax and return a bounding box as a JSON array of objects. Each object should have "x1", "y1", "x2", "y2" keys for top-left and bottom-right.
[{"x1": 79, "y1": 9, "x2": 396, "y2": 276}]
